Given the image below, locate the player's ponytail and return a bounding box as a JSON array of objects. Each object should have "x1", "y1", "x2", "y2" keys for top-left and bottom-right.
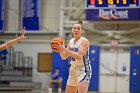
[{"x1": 77, "y1": 20, "x2": 83, "y2": 30}]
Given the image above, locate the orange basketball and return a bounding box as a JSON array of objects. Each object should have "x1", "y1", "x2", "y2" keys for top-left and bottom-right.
[{"x1": 50, "y1": 37, "x2": 64, "y2": 52}]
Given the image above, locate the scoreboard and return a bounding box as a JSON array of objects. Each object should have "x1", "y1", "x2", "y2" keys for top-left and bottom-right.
[
  {"x1": 86, "y1": 0, "x2": 140, "y2": 20},
  {"x1": 87, "y1": 0, "x2": 139, "y2": 7}
]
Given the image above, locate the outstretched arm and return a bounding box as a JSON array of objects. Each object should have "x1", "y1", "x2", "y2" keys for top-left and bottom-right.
[{"x1": 0, "y1": 28, "x2": 26, "y2": 50}]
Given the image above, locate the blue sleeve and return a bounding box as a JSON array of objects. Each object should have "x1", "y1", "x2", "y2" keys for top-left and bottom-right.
[
  {"x1": 0, "y1": 49, "x2": 8, "y2": 60},
  {"x1": 52, "y1": 73, "x2": 60, "y2": 80}
]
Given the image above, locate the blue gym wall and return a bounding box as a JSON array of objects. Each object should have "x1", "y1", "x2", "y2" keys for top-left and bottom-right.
[
  {"x1": 52, "y1": 52, "x2": 69, "y2": 90},
  {"x1": 88, "y1": 45, "x2": 100, "y2": 91},
  {"x1": 130, "y1": 46, "x2": 140, "y2": 93}
]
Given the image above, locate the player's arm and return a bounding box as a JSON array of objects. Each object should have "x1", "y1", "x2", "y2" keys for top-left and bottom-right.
[
  {"x1": 59, "y1": 42, "x2": 70, "y2": 60},
  {"x1": 60, "y1": 39, "x2": 89, "y2": 60},
  {"x1": 0, "y1": 28, "x2": 26, "y2": 50},
  {"x1": 52, "y1": 72, "x2": 57, "y2": 78}
]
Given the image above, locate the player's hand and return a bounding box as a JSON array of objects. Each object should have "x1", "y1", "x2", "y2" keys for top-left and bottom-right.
[
  {"x1": 52, "y1": 41, "x2": 59, "y2": 48},
  {"x1": 53, "y1": 41, "x2": 65, "y2": 52},
  {"x1": 58, "y1": 42, "x2": 65, "y2": 52},
  {"x1": 20, "y1": 27, "x2": 26, "y2": 39}
]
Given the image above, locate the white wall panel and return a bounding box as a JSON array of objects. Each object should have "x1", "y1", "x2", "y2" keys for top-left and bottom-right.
[
  {"x1": 100, "y1": 47, "x2": 117, "y2": 74},
  {"x1": 117, "y1": 48, "x2": 130, "y2": 75},
  {"x1": 99, "y1": 47, "x2": 130, "y2": 93},
  {"x1": 41, "y1": 0, "x2": 60, "y2": 32},
  {"x1": 99, "y1": 47, "x2": 117, "y2": 92},
  {"x1": 7, "y1": 0, "x2": 19, "y2": 31},
  {"x1": 14, "y1": 42, "x2": 52, "y2": 89},
  {"x1": 116, "y1": 48, "x2": 130, "y2": 93}
]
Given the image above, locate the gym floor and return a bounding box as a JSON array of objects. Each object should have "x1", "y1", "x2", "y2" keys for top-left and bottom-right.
[
  {"x1": 0, "y1": 91, "x2": 122, "y2": 93},
  {"x1": 0, "y1": 90, "x2": 99, "y2": 93}
]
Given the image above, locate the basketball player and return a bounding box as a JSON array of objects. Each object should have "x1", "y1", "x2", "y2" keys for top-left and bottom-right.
[
  {"x1": 0, "y1": 28, "x2": 26, "y2": 50},
  {"x1": 54, "y1": 21, "x2": 92, "y2": 93}
]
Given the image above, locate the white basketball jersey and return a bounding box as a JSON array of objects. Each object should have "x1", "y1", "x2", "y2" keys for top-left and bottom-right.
[
  {"x1": 69, "y1": 36, "x2": 88, "y2": 66},
  {"x1": 67, "y1": 36, "x2": 92, "y2": 86}
]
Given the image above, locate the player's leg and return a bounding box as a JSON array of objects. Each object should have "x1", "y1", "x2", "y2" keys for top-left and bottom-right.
[
  {"x1": 58, "y1": 77, "x2": 62, "y2": 87},
  {"x1": 77, "y1": 82, "x2": 89, "y2": 93},
  {"x1": 65, "y1": 85, "x2": 78, "y2": 93},
  {"x1": 48, "y1": 80, "x2": 58, "y2": 91}
]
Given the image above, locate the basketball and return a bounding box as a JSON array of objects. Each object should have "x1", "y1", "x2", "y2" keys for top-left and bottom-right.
[{"x1": 50, "y1": 37, "x2": 64, "y2": 52}]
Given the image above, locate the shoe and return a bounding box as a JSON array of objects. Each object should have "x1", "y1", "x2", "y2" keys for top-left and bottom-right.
[
  {"x1": 58, "y1": 88, "x2": 61, "y2": 92},
  {"x1": 48, "y1": 88, "x2": 52, "y2": 92}
]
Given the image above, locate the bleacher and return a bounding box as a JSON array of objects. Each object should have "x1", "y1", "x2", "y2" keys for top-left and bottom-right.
[{"x1": 0, "y1": 47, "x2": 41, "y2": 90}]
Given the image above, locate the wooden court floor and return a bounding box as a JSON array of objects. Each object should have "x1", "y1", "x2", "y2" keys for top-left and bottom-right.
[{"x1": 0, "y1": 90, "x2": 120, "y2": 93}]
